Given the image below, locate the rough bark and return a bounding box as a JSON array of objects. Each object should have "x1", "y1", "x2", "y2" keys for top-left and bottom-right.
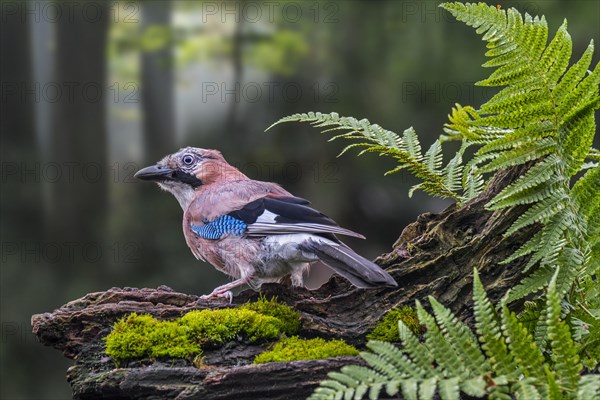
[{"x1": 31, "y1": 165, "x2": 534, "y2": 399}]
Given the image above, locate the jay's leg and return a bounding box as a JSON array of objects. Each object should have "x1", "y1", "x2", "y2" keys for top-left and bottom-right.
[{"x1": 200, "y1": 276, "x2": 253, "y2": 303}]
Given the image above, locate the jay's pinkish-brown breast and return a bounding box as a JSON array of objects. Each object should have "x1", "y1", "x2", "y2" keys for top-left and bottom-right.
[{"x1": 181, "y1": 179, "x2": 290, "y2": 276}]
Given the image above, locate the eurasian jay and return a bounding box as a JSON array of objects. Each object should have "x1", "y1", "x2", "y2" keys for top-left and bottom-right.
[{"x1": 135, "y1": 147, "x2": 397, "y2": 300}]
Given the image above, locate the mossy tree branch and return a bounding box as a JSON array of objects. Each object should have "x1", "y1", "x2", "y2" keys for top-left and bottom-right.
[{"x1": 32, "y1": 163, "x2": 535, "y2": 399}]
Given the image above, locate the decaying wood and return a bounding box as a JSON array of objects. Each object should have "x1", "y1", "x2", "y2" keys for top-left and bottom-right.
[{"x1": 32, "y1": 165, "x2": 534, "y2": 399}]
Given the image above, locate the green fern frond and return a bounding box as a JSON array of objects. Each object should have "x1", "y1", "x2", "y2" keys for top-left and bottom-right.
[
  {"x1": 534, "y1": 315, "x2": 550, "y2": 358},
  {"x1": 267, "y1": 112, "x2": 464, "y2": 202},
  {"x1": 269, "y1": 10, "x2": 598, "y2": 397},
  {"x1": 429, "y1": 297, "x2": 490, "y2": 375},
  {"x1": 539, "y1": 21, "x2": 572, "y2": 84},
  {"x1": 399, "y1": 379, "x2": 418, "y2": 400},
  {"x1": 507, "y1": 265, "x2": 555, "y2": 303},
  {"x1": 547, "y1": 269, "x2": 582, "y2": 392},
  {"x1": 487, "y1": 180, "x2": 559, "y2": 210},
  {"x1": 424, "y1": 140, "x2": 443, "y2": 173},
  {"x1": 442, "y1": 103, "x2": 484, "y2": 142},
  {"x1": 554, "y1": 246, "x2": 587, "y2": 298},
  {"x1": 472, "y1": 269, "x2": 514, "y2": 376},
  {"x1": 304, "y1": 4, "x2": 598, "y2": 399},
  {"x1": 500, "y1": 306, "x2": 547, "y2": 386},
  {"x1": 577, "y1": 375, "x2": 600, "y2": 399},
  {"x1": 587, "y1": 208, "x2": 600, "y2": 248},
  {"x1": 572, "y1": 165, "x2": 600, "y2": 228},
  {"x1": 507, "y1": 242, "x2": 584, "y2": 304},
  {"x1": 513, "y1": 379, "x2": 543, "y2": 400},
  {"x1": 416, "y1": 301, "x2": 466, "y2": 377},
  {"x1": 442, "y1": 143, "x2": 468, "y2": 193},
  {"x1": 561, "y1": 102, "x2": 598, "y2": 175},
  {"x1": 438, "y1": 377, "x2": 461, "y2": 400},
  {"x1": 474, "y1": 121, "x2": 554, "y2": 160},
  {"x1": 310, "y1": 268, "x2": 599, "y2": 400},
  {"x1": 486, "y1": 155, "x2": 559, "y2": 207},
  {"x1": 397, "y1": 321, "x2": 435, "y2": 374},
  {"x1": 558, "y1": 58, "x2": 599, "y2": 122},
  {"x1": 403, "y1": 127, "x2": 423, "y2": 161},
  {"x1": 480, "y1": 89, "x2": 548, "y2": 116},
  {"x1": 477, "y1": 138, "x2": 557, "y2": 174},
  {"x1": 587, "y1": 148, "x2": 600, "y2": 161},
  {"x1": 553, "y1": 41, "x2": 593, "y2": 101},
  {"x1": 520, "y1": 212, "x2": 570, "y2": 271},
  {"x1": 504, "y1": 194, "x2": 567, "y2": 236},
  {"x1": 364, "y1": 340, "x2": 426, "y2": 379},
  {"x1": 464, "y1": 164, "x2": 485, "y2": 201},
  {"x1": 439, "y1": 2, "x2": 599, "y2": 302},
  {"x1": 499, "y1": 228, "x2": 544, "y2": 267},
  {"x1": 516, "y1": 301, "x2": 543, "y2": 336}
]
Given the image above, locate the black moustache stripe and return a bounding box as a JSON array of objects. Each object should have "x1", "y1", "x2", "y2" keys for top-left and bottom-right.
[{"x1": 172, "y1": 170, "x2": 203, "y2": 188}]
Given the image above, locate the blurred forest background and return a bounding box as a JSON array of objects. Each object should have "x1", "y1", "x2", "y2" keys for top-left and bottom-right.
[{"x1": 1, "y1": 1, "x2": 598, "y2": 398}]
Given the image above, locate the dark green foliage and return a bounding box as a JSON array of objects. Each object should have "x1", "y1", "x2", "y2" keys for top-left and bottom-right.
[
  {"x1": 309, "y1": 270, "x2": 600, "y2": 400},
  {"x1": 290, "y1": 3, "x2": 600, "y2": 398},
  {"x1": 440, "y1": 2, "x2": 599, "y2": 304},
  {"x1": 570, "y1": 275, "x2": 600, "y2": 370},
  {"x1": 253, "y1": 336, "x2": 359, "y2": 364},
  {"x1": 270, "y1": 1, "x2": 599, "y2": 305},
  {"x1": 268, "y1": 113, "x2": 472, "y2": 204},
  {"x1": 367, "y1": 306, "x2": 420, "y2": 342}
]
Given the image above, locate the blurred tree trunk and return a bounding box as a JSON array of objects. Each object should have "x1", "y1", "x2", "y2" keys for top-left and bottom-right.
[
  {"x1": 141, "y1": 0, "x2": 174, "y2": 163},
  {"x1": 0, "y1": 2, "x2": 42, "y2": 239},
  {"x1": 48, "y1": 2, "x2": 109, "y2": 246},
  {"x1": 137, "y1": 0, "x2": 177, "y2": 281},
  {"x1": 226, "y1": 17, "x2": 244, "y2": 137}
]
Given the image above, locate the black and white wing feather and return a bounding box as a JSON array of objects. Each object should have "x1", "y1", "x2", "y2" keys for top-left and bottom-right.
[{"x1": 228, "y1": 196, "x2": 365, "y2": 239}]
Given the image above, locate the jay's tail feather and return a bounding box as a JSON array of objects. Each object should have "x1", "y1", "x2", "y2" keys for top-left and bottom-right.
[{"x1": 301, "y1": 239, "x2": 397, "y2": 288}]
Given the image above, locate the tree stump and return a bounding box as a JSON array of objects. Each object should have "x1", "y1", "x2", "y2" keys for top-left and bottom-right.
[{"x1": 31, "y1": 166, "x2": 533, "y2": 399}]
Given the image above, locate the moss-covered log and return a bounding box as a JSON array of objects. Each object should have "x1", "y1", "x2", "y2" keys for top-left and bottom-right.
[{"x1": 31, "y1": 165, "x2": 534, "y2": 399}]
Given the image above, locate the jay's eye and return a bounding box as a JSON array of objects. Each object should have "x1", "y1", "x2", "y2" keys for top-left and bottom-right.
[{"x1": 182, "y1": 154, "x2": 195, "y2": 166}]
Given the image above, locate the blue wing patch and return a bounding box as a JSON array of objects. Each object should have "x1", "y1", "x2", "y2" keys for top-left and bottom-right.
[{"x1": 191, "y1": 215, "x2": 247, "y2": 240}]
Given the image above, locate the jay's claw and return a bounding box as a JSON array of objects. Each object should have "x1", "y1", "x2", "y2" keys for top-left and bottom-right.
[
  {"x1": 199, "y1": 277, "x2": 252, "y2": 303},
  {"x1": 222, "y1": 291, "x2": 233, "y2": 303},
  {"x1": 200, "y1": 290, "x2": 234, "y2": 303}
]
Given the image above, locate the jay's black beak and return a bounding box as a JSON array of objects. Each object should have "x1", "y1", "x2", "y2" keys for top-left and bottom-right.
[
  {"x1": 135, "y1": 164, "x2": 203, "y2": 187},
  {"x1": 134, "y1": 164, "x2": 175, "y2": 181}
]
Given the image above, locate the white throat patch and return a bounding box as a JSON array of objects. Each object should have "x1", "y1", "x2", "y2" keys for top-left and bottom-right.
[{"x1": 157, "y1": 181, "x2": 196, "y2": 210}]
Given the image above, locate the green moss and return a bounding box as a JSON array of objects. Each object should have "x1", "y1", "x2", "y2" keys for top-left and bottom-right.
[
  {"x1": 253, "y1": 336, "x2": 359, "y2": 364},
  {"x1": 242, "y1": 296, "x2": 301, "y2": 335},
  {"x1": 367, "y1": 306, "x2": 421, "y2": 342},
  {"x1": 180, "y1": 308, "x2": 283, "y2": 345},
  {"x1": 105, "y1": 313, "x2": 201, "y2": 361},
  {"x1": 104, "y1": 298, "x2": 300, "y2": 362}
]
